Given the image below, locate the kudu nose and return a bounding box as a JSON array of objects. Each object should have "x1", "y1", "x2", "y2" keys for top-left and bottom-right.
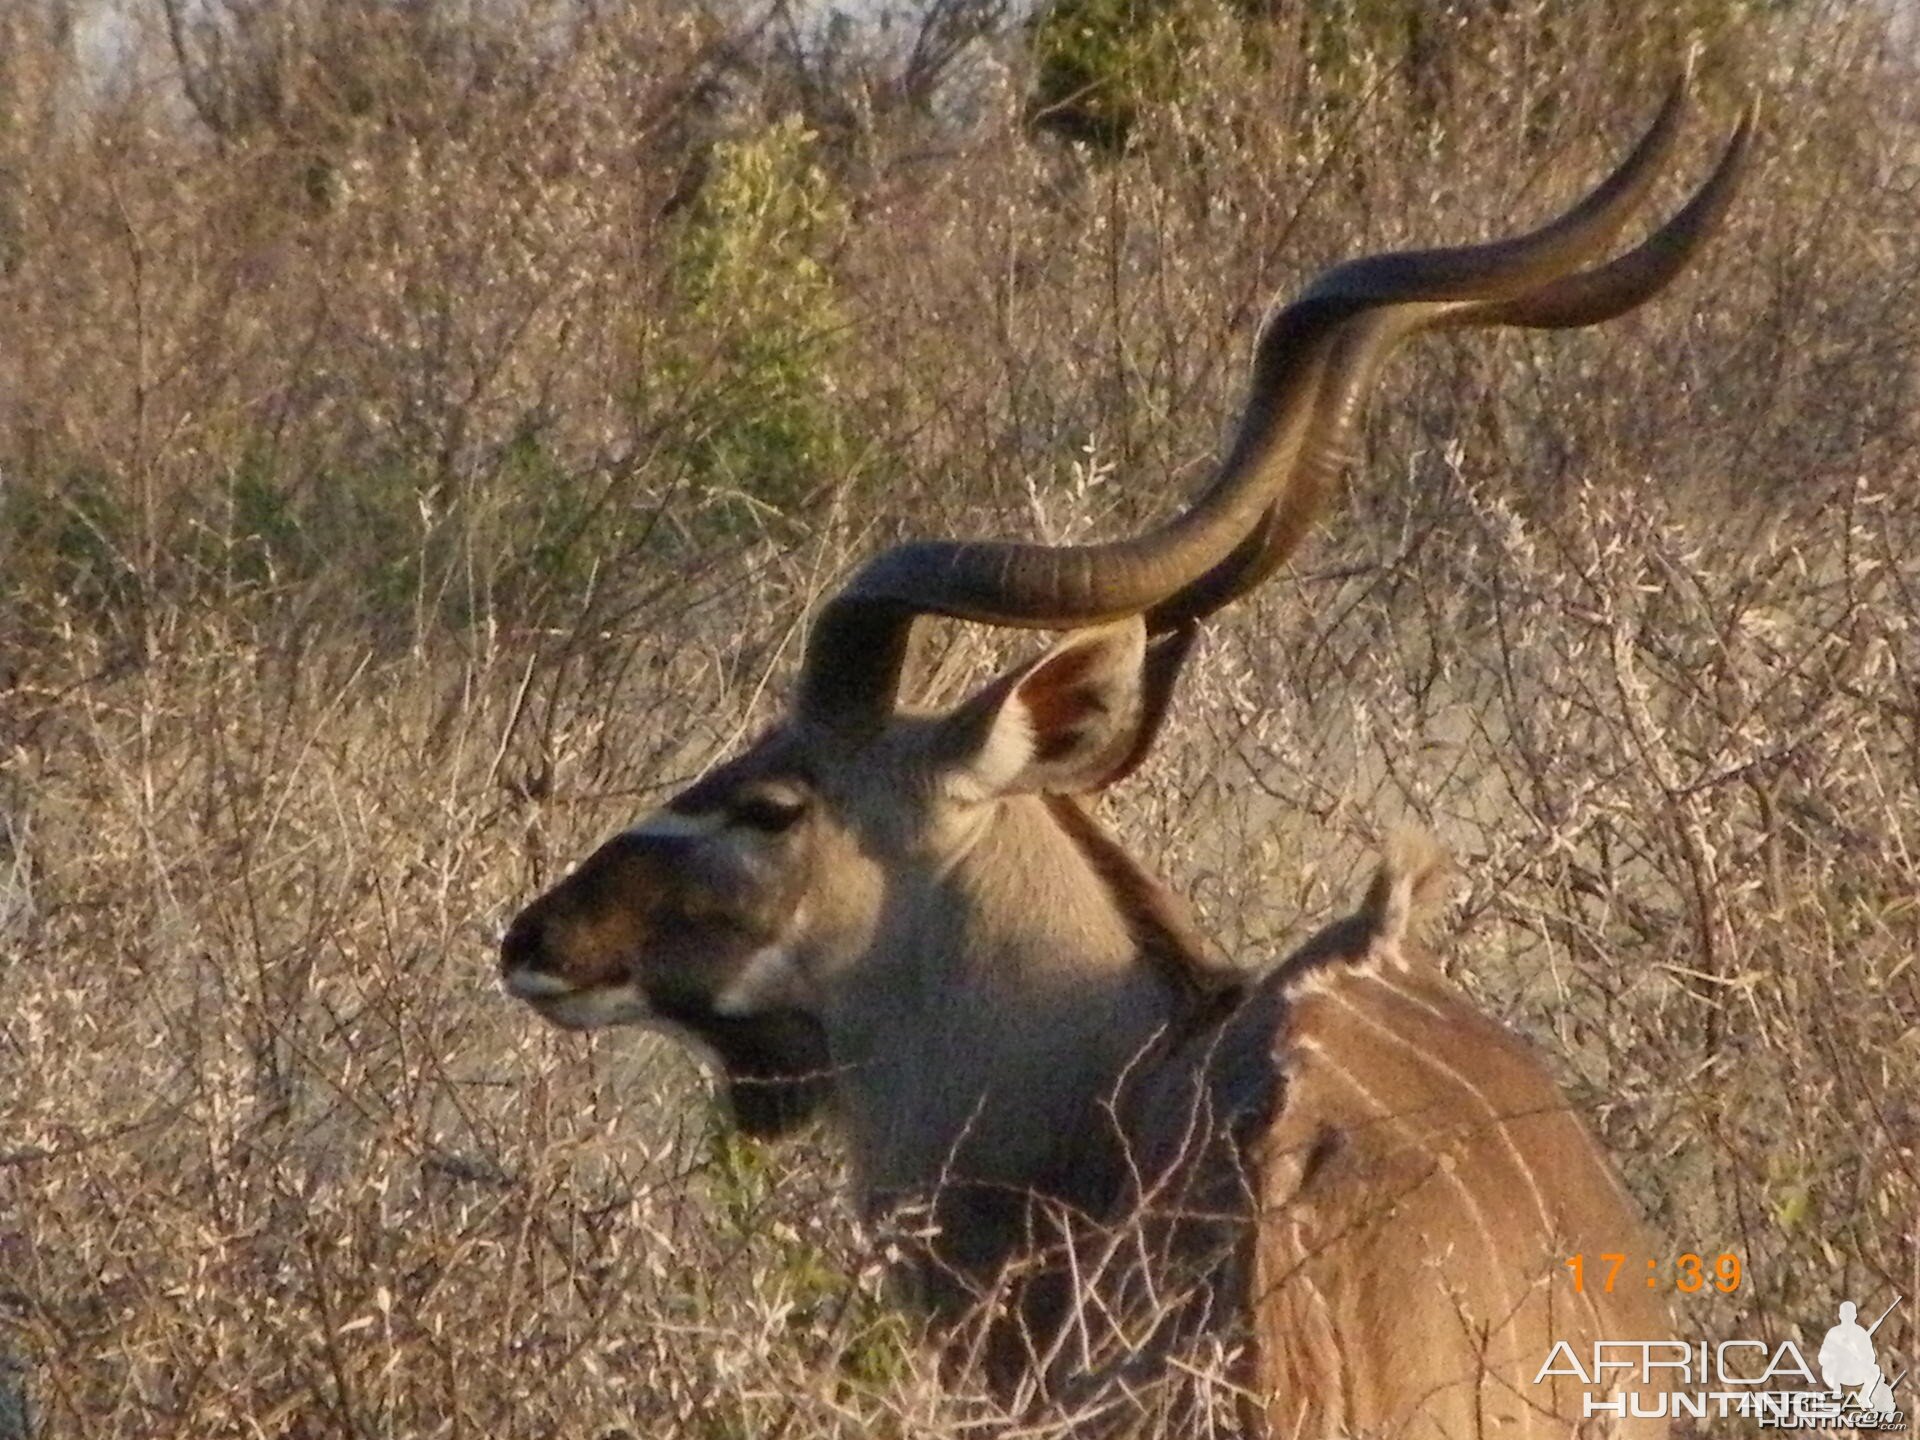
[
  {"x1": 500, "y1": 914, "x2": 583, "y2": 1001},
  {"x1": 499, "y1": 914, "x2": 548, "y2": 978}
]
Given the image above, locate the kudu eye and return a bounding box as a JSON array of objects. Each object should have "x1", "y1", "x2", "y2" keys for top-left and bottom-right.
[{"x1": 730, "y1": 792, "x2": 808, "y2": 834}]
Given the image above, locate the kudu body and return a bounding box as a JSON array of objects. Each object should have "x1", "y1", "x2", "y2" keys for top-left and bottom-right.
[{"x1": 502, "y1": 84, "x2": 1752, "y2": 1436}]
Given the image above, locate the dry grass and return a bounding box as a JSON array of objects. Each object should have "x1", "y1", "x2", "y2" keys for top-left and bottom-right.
[{"x1": 2, "y1": 0, "x2": 1917, "y2": 1434}]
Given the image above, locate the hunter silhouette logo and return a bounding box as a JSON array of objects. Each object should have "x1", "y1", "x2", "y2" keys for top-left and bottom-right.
[
  {"x1": 1534, "y1": 1291, "x2": 1910, "y2": 1429},
  {"x1": 1820, "y1": 1298, "x2": 1905, "y2": 1418}
]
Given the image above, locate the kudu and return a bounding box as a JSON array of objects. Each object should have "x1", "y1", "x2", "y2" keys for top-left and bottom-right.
[{"x1": 502, "y1": 82, "x2": 1752, "y2": 1436}]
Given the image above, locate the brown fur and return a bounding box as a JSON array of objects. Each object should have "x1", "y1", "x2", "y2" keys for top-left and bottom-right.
[
  {"x1": 1076, "y1": 839, "x2": 1673, "y2": 1436},
  {"x1": 488, "y1": 86, "x2": 1744, "y2": 1430},
  {"x1": 506, "y1": 705, "x2": 1674, "y2": 1436},
  {"x1": 1043, "y1": 793, "x2": 1245, "y2": 1001},
  {"x1": 506, "y1": 767, "x2": 1674, "y2": 1434},
  {"x1": 1246, "y1": 839, "x2": 1670, "y2": 1440}
]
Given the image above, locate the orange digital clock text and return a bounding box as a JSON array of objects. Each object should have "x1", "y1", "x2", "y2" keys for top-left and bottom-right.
[{"x1": 1564, "y1": 1252, "x2": 1742, "y2": 1294}]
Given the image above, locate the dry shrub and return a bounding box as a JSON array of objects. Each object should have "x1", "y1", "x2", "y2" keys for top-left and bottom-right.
[{"x1": 2, "y1": 0, "x2": 1916, "y2": 1434}]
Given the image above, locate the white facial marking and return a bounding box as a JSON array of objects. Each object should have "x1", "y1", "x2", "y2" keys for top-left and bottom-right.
[
  {"x1": 713, "y1": 942, "x2": 804, "y2": 1016},
  {"x1": 503, "y1": 968, "x2": 577, "y2": 1000},
  {"x1": 623, "y1": 809, "x2": 724, "y2": 840}
]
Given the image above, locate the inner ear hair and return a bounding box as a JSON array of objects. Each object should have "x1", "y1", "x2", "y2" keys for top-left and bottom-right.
[
  {"x1": 998, "y1": 620, "x2": 1146, "y2": 793},
  {"x1": 936, "y1": 620, "x2": 1149, "y2": 801}
]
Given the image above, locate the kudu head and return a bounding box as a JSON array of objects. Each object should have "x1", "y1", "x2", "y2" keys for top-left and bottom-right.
[{"x1": 500, "y1": 82, "x2": 1752, "y2": 1142}]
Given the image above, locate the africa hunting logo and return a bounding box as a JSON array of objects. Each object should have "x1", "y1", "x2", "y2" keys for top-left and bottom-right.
[{"x1": 1535, "y1": 1295, "x2": 1909, "y2": 1430}]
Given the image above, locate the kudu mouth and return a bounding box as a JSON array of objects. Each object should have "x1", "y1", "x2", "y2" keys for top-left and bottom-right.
[
  {"x1": 497, "y1": 823, "x2": 688, "y2": 1028},
  {"x1": 498, "y1": 914, "x2": 648, "y2": 1031},
  {"x1": 499, "y1": 827, "x2": 834, "y2": 1136},
  {"x1": 500, "y1": 890, "x2": 622, "y2": 1007}
]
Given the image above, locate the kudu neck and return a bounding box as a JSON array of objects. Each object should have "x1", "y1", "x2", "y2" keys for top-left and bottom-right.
[{"x1": 830, "y1": 793, "x2": 1218, "y2": 1229}]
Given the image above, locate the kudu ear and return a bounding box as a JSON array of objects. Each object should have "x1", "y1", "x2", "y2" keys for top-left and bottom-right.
[{"x1": 935, "y1": 618, "x2": 1155, "y2": 799}]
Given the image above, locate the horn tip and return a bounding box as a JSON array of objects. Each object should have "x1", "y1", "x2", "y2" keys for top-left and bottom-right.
[
  {"x1": 1640, "y1": 63, "x2": 1694, "y2": 154},
  {"x1": 1714, "y1": 97, "x2": 1761, "y2": 182}
]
